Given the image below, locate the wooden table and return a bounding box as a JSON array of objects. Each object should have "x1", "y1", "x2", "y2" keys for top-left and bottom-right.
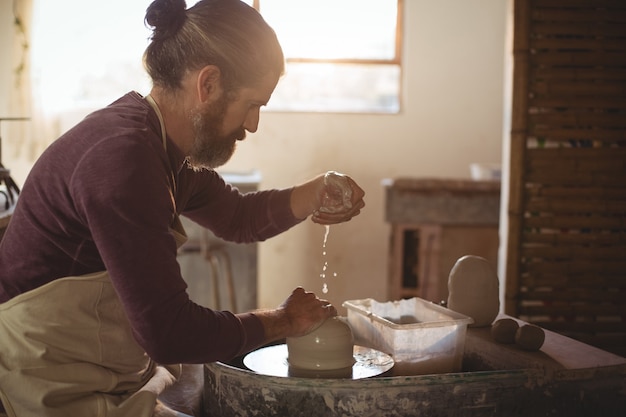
[
  {"x1": 384, "y1": 178, "x2": 501, "y2": 303},
  {"x1": 204, "y1": 315, "x2": 626, "y2": 416},
  {"x1": 465, "y1": 314, "x2": 626, "y2": 372}
]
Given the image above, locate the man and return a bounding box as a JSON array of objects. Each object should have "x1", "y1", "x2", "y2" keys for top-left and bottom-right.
[{"x1": 0, "y1": 1, "x2": 365, "y2": 416}]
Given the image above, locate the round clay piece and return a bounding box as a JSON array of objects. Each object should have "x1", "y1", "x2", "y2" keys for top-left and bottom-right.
[
  {"x1": 515, "y1": 324, "x2": 545, "y2": 351},
  {"x1": 491, "y1": 318, "x2": 519, "y2": 344}
]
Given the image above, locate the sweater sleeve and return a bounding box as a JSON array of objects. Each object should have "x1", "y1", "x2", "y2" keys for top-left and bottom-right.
[
  {"x1": 178, "y1": 169, "x2": 303, "y2": 244},
  {"x1": 70, "y1": 135, "x2": 265, "y2": 364}
]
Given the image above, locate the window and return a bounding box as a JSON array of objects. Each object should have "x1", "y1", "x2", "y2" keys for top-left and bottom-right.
[
  {"x1": 31, "y1": 0, "x2": 402, "y2": 115},
  {"x1": 30, "y1": 0, "x2": 152, "y2": 114},
  {"x1": 246, "y1": 0, "x2": 403, "y2": 113}
]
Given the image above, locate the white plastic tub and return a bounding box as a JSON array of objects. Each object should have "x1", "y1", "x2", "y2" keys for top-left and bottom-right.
[
  {"x1": 343, "y1": 297, "x2": 473, "y2": 376},
  {"x1": 469, "y1": 162, "x2": 501, "y2": 181}
]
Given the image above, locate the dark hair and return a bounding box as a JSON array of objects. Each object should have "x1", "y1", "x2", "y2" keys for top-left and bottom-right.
[{"x1": 144, "y1": 0, "x2": 284, "y2": 92}]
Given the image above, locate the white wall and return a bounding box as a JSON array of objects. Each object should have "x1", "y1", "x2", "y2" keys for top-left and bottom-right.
[
  {"x1": 0, "y1": 0, "x2": 509, "y2": 314},
  {"x1": 0, "y1": 0, "x2": 34, "y2": 184},
  {"x1": 0, "y1": 2, "x2": 10, "y2": 117},
  {"x1": 499, "y1": 0, "x2": 515, "y2": 312}
]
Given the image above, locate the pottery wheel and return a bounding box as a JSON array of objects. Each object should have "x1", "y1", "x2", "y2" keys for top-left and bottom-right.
[{"x1": 243, "y1": 344, "x2": 394, "y2": 379}]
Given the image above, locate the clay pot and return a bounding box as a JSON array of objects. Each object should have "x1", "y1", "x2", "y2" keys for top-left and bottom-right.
[{"x1": 287, "y1": 316, "x2": 355, "y2": 370}]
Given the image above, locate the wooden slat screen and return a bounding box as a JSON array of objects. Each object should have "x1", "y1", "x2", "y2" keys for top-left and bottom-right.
[{"x1": 506, "y1": 0, "x2": 626, "y2": 356}]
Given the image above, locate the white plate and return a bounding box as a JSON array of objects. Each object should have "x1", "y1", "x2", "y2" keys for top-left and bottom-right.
[{"x1": 243, "y1": 344, "x2": 394, "y2": 379}]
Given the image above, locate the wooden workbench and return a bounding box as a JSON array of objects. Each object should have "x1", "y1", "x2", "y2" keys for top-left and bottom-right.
[
  {"x1": 384, "y1": 178, "x2": 501, "y2": 303},
  {"x1": 465, "y1": 315, "x2": 626, "y2": 372},
  {"x1": 204, "y1": 315, "x2": 626, "y2": 416}
]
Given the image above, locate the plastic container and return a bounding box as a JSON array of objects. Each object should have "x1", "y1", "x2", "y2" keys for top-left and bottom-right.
[{"x1": 343, "y1": 297, "x2": 473, "y2": 376}]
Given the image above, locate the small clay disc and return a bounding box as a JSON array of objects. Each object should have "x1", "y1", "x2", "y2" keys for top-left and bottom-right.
[
  {"x1": 515, "y1": 324, "x2": 545, "y2": 351},
  {"x1": 491, "y1": 318, "x2": 519, "y2": 344}
]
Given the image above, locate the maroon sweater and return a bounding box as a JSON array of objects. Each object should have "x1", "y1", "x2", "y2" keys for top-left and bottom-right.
[{"x1": 0, "y1": 92, "x2": 301, "y2": 364}]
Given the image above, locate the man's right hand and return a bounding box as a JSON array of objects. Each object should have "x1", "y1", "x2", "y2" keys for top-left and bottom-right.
[{"x1": 252, "y1": 287, "x2": 337, "y2": 344}]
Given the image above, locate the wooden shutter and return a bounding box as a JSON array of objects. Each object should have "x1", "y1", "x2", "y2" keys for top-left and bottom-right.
[{"x1": 506, "y1": 0, "x2": 626, "y2": 356}]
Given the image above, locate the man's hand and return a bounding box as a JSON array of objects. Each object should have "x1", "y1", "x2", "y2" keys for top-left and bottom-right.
[
  {"x1": 252, "y1": 287, "x2": 337, "y2": 344},
  {"x1": 290, "y1": 171, "x2": 366, "y2": 225},
  {"x1": 279, "y1": 287, "x2": 337, "y2": 337}
]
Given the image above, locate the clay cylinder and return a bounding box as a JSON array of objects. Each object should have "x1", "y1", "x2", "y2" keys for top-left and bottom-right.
[
  {"x1": 286, "y1": 316, "x2": 355, "y2": 371},
  {"x1": 447, "y1": 255, "x2": 499, "y2": 327}
]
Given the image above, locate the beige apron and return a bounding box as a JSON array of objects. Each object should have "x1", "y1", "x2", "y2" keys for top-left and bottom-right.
[{"x1": 0, "y1": 94, "x2": 188, "y2": 417}]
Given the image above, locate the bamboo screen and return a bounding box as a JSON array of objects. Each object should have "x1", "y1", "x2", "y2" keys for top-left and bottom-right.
[{"x1": 505, "y1": 0, "x2": 626, "y2": 356}]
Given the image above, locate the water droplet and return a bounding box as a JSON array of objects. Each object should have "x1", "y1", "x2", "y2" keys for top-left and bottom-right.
[
  {"x1": 323, "y1": 225, "x2": 330, "y2": 247},
  {"x1": 319, "y1": 226, "x2": 338, "y2": 296}
]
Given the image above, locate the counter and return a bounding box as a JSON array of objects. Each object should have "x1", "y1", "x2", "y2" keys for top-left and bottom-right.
[
  {"x1": 203, "y1": 315, "x2": 625, "y2": 416},
  {"x1": 384, "y1": 178, "x2": 501, "y2": 303}
]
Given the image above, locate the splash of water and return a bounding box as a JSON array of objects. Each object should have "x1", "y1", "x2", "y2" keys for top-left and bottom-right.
[{"x1": 319, "y1": 225, "x2": 336, "y2": 294}]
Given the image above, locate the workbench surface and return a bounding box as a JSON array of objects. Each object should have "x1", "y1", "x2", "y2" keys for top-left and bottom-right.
[{"x1": 204, "y1": 316, "x2": 626, "y2": 416}]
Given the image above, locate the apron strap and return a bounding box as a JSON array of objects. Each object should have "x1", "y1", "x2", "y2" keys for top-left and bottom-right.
[{"x1": 145, "y1": 94, "x2": 183, "y2": 233}]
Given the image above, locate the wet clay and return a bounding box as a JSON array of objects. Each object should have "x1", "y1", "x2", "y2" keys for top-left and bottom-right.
[{"x1": 287, "y1": 317, "x2": 355, "y2": 371}]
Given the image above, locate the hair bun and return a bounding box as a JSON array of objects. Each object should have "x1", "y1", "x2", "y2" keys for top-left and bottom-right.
[{"x1": 145, "y1": 0, "x2": 187, "y2": 41}]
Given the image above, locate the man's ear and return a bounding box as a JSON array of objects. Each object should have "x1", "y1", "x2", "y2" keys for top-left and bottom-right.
[{"x1": 196, "y1": 65, "x2": 222, "y2": 103}]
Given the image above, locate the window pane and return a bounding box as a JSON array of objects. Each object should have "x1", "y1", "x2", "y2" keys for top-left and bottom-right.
[
  {"x1": 31, "y1": 0, "x2": 151, "y2": 111},
  {"x1": 30, "y1": 0, "x2": 402, "y2": 115},
  {"x1": 260, "y1": 0, "x2": 398, "y2": 60},
  {"x1": 267, "y1": 63, "x2": 400, "y2": 113}
]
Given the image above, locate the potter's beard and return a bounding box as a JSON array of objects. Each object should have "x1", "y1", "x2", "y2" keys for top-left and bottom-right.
[{"x1": 187, "y1": 95, "x2": 245, "y2": 170}]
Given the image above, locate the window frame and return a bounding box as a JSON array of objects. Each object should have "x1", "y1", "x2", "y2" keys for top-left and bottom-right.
[
  {"x1": 247, "y1": 0, "x2": 404, "y2": 113},
  {"x1": 250, "y1": 0, "x2": 404, "y2": 67}
]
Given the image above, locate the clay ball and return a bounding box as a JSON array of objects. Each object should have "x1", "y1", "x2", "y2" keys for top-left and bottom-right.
[
  {"x1": 515, "y1": 324, "x2": 545, "y2": 351},
  {"x1": 491, "y1": 318, "x2": 519, "y2": 344}
]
